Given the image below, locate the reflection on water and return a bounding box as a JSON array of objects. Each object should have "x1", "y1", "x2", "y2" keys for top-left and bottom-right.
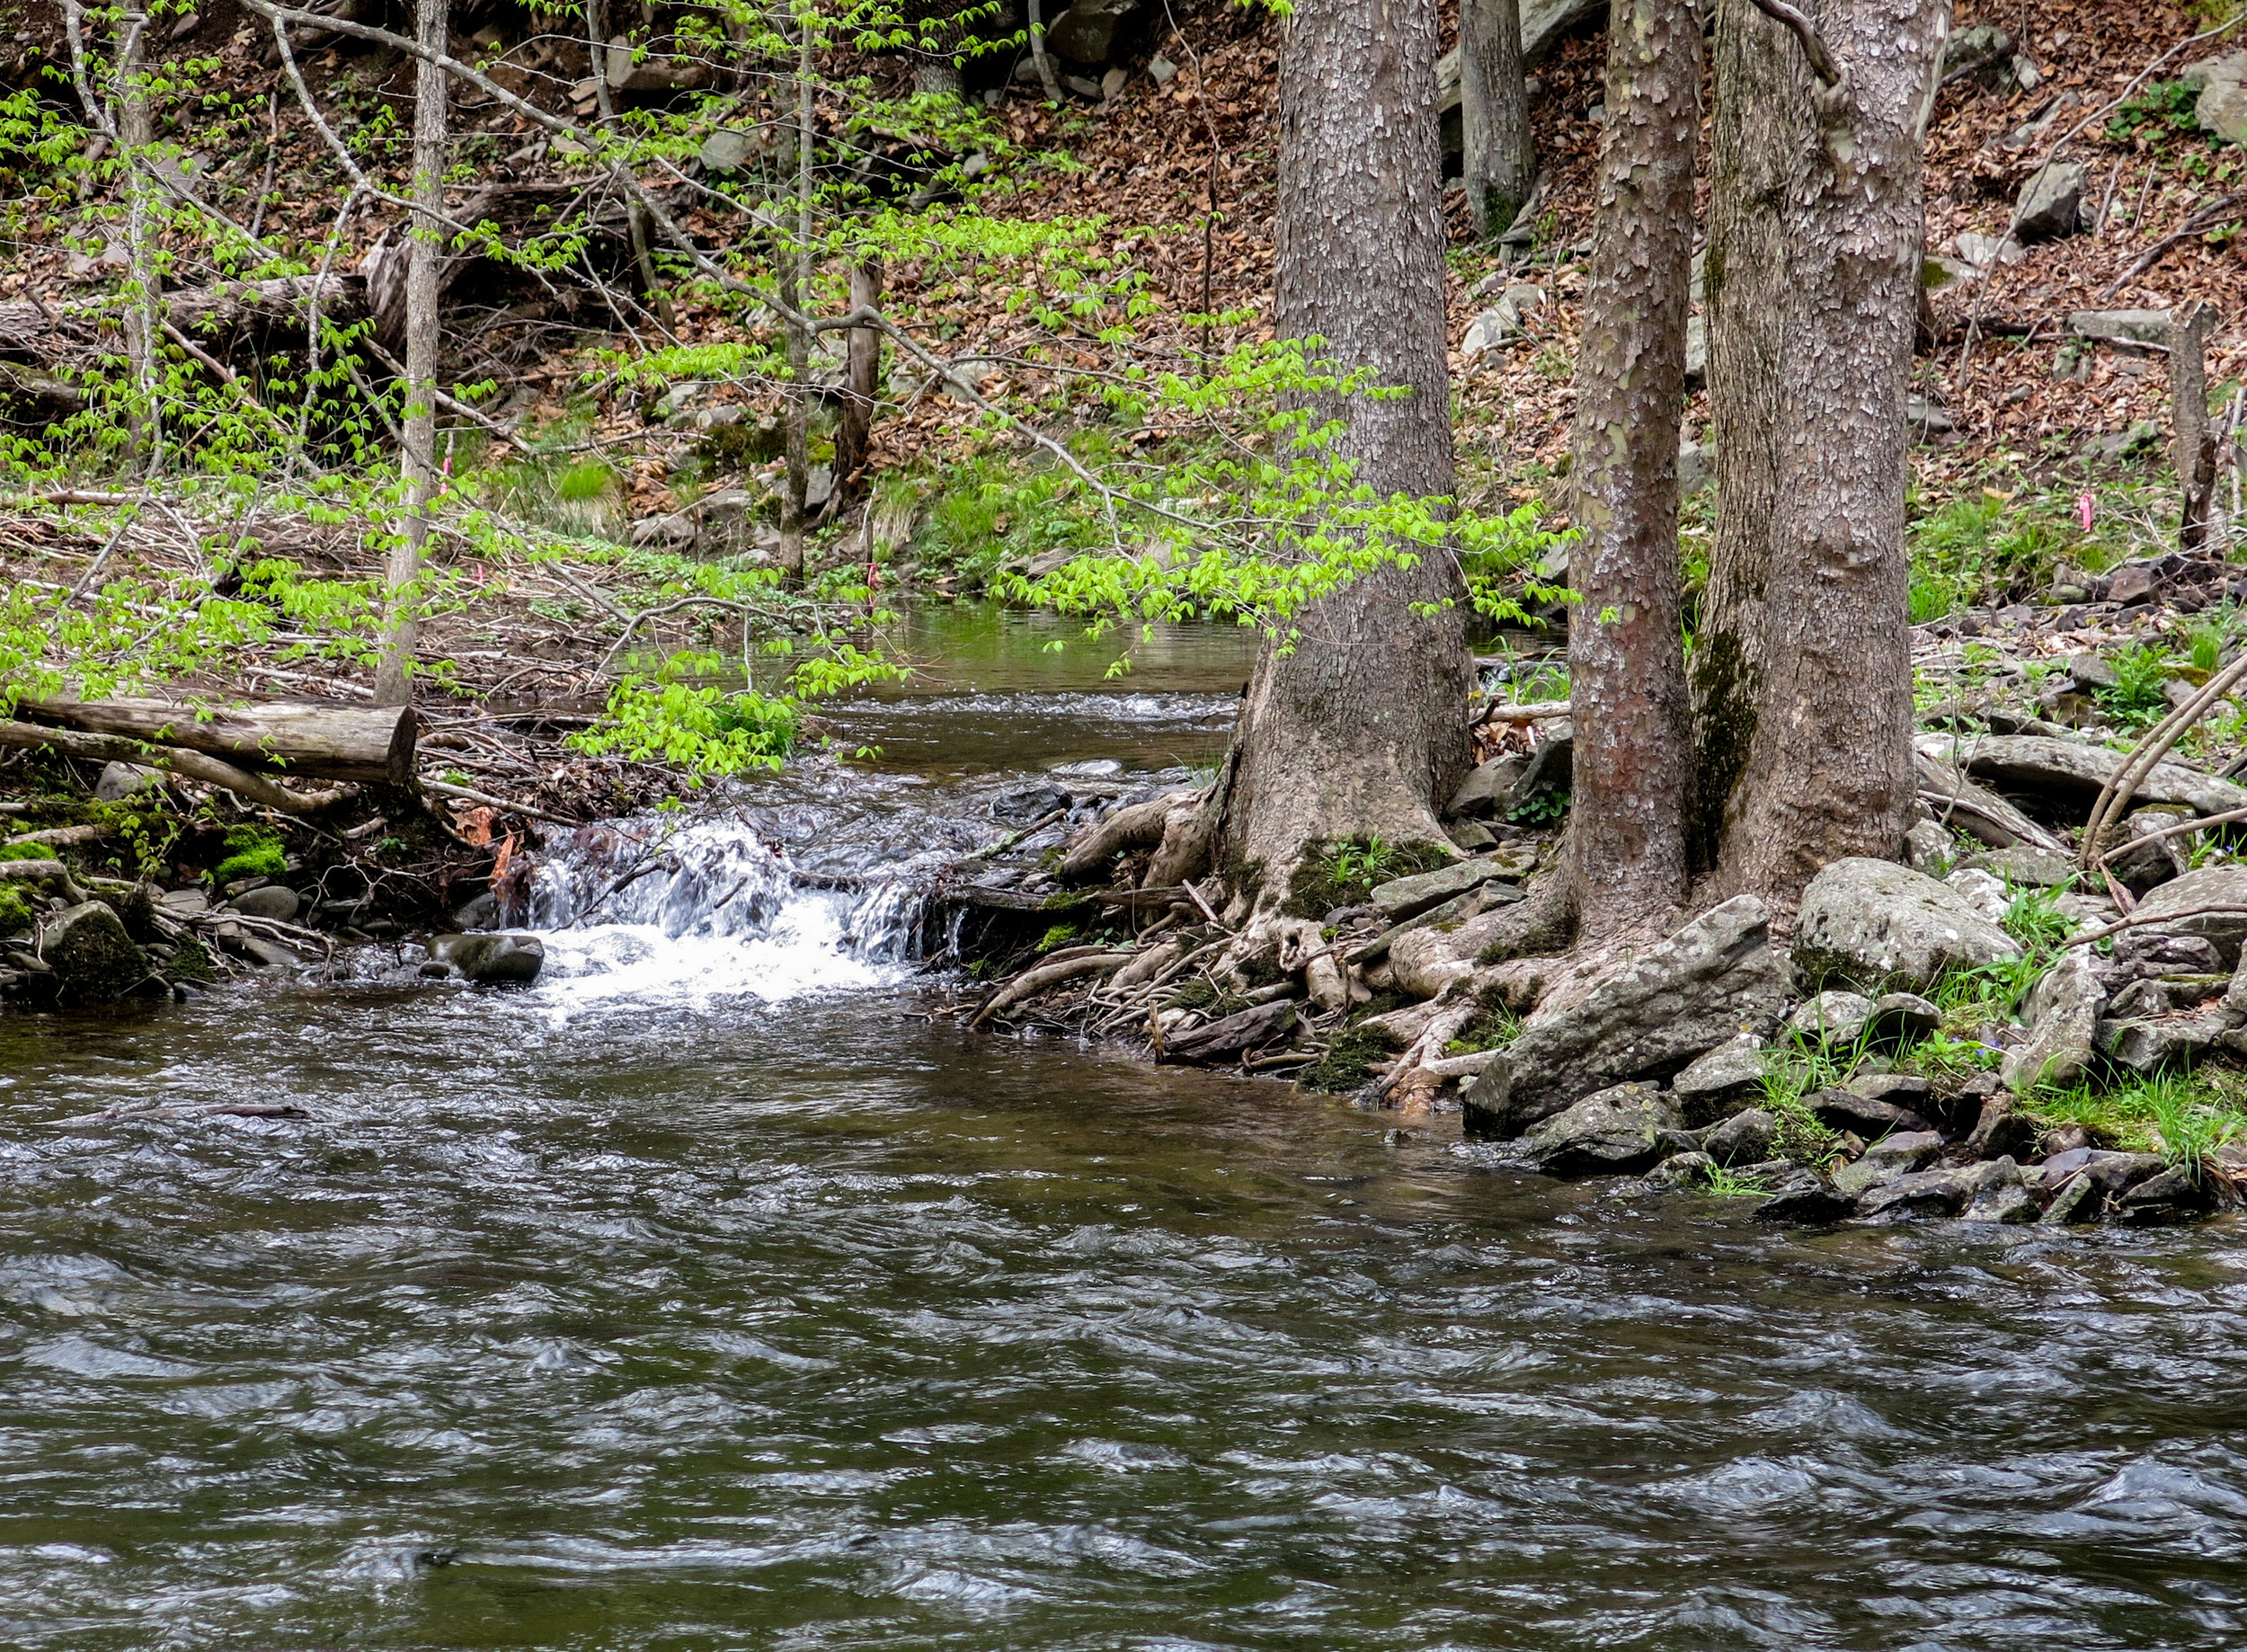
[{"x1": 3, "y1": 608, "x2": 2246, "y2": 1650}]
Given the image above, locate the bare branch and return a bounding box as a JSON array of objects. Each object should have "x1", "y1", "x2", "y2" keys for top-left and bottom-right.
[{"x1": 1745, "y1": 0, "x2": 1841, "y2": 88}]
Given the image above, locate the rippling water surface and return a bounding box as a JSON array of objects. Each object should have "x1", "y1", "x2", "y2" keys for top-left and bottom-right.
[{"x1": 4, "y1": 610, "x2": 2247, "y2": 1650}]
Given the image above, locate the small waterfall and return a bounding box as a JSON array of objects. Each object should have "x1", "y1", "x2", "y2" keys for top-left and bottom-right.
[{"x1": 511, "y1": 813, "x2": 930, "y2": 1015}]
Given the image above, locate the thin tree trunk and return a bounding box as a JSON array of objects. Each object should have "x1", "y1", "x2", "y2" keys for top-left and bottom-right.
[
  {"x1": 1026, "y1": 0, "x2": 1063, "y2": 99},
  {"x1": 1716, "y1": 0, "x2": 1948, "y2": 908},
  {"x1": 777, "y1": 17, "x2": 814, "y2": 586},
  {"x1": 118, "y1": 2, "x2": 160, "y2": 474},
  {"x1": 1460, "y1": 0, "x2": 1534, "y2": 240},
  {"x1": 1209, "y1": 0, "x2": 1470, "y2": 902},
  {"x1": 833, "y1": 259, "x2": 884, "y2": 492},
  {"x1": 586, "y1": 0, "x2": 671, "y2": 330},
  {"x1": 2174, "y1": 301, "x2": 2216, "y2": 552},
  {"x1": 1692, "y1": 0, "x2": 1810, "y2": 869},
  {"x1": 1565, "y1": 0, "x2": 1700, "y2": 944},
  {"x1": 373, "y1": 0, "x2": 448, "y2": 708}
]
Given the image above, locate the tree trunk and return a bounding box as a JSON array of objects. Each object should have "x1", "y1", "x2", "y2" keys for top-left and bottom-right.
[
  {"x1": 373, "y1": 0, "x2": 448, "y2": 708},
  {"x1": 585, "y1": 0, "x2": 671, "y2": 330},
  {"x1": 1460, "y1": 0, "x2": 1534, "y2": 240},
  {"x1": 2174, "y1": 301, "x2": 2216, "y2": 552},
  {"x1": 1208, "y1": 0, "x2": 1470, "y2": 902},
  {"x1": 777, "y1": 18, "x2": 814, "y2": 586},
  {"x1": 118, "y1": 1, "x2": 161, "y2": 474},
  {"x1": 1565, "y1": 0, "x2": 1701, "y2": 944},
  {"x1": 16, "y1": 697, "x2": 418, "y2": 786},
  {"x1": 833, "y1": 259, "x2": 884, "y2": 493},
  {"x1": 1026, "y1": 0, "x2": 1063, "y2": 100},
  {"x1": 1692, "y1": 0, "x2": 1809, "y2": 869},
  {"x1": 1713, "y1": 0, "x2": 1947, "y2": 908}
]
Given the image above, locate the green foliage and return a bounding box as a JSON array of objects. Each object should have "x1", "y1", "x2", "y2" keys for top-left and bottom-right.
[
  {"x1": 1701, "y1": 1163, "x2": 1774, "y2": 1196},
  {"x1": 1756, "y1": 1043, "x2": 1849, "y2": 1162},
  {"x1": 1505, "y1": 786, "x2": 1569, "y2": 826},
  {"x1": 1035, "y1": 923, "x2": 1079, "y2": 952},
  {"x1": 0, "y1": 885, "x2": 31, "y2": 935},
  {"x1": 0, "y1": 842, "x2": 56, "y2": 863},
  {"x1": 1905, "y1": 491, "x2": 2086, "y2": 622},
  {"x1": 2098, "y1": 642, "x2": 2176, "y2": 728},
  {"x1": 210, "y1": 825, "x2": 285, "y2": 885},
  {"x1": 2029, "y1": 1071, "x2": 2247, "y2": 1176},
  {"x1": 1283, "y1": 836, "x2": 1447, "y2": 915},
  {"x1": 2107, "y1": 80, "x2": 2208, "y2": 145}
]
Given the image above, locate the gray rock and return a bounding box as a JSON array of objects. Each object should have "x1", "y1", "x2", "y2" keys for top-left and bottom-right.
[
  {"x1": 2114, "y1": 930, "x2": 2224, "y2": 973},
  {"x1": 1944, "y1": 866, "x2": 2013, "y2": 926},
  {"x1": 1926, "y1": 733, "x2": 2247, "y2": 822},
  {"x1": 1461, "y1": 285, "x2": 1549, "y2": 361},
  {"x1": 2035, "y1": 1146, "x2": 2166, "y2": 1195},
  {"x1": 95, "y1": 760, "x2": 165, "y2": 802},
  {"x1": 2038, "y1": 1171, "x2": 2100, "y2": 1225},
  {"x1": 1462, "y1": 896, "x2": 1792, "y2": 1137},
  {"x1": 453, "y1": 891, "x2": 501, "y2": 930},
  {"x1": 156, "y1": 887, "x2": 210, "y2": 919},
  {"x1": 226, "y1": 885, "x2": 301, "y2": 924},
  {"x1": 2117, "y1": 1164, "x2": 2214, "y2": 1225},
  {"x1": 1703, "y1": 1106, "x2": 1778, "y2": 1168},
  {"x1": 1446, "y1": 820, "x2": 1498, "y2": 852},
  {"x1": 1943, "y1": 22, "x2": 2012, "y2": 76},
  {"x1": 1369, "y1": 858, "x2": 1507, "y2": 921},
  {"x1": 697, "y1": 128, "x2": 759, "y2": 172},
  {"x1": 37, "y1": 901, "x2": 148, "y2": 1000},
  {"x1": 1522, "y1": 1082, "x2": 1683, "y2": 1178},
  {"x1": 2120, "y1": 867, "x2": 2247, "y2": 967},
  {"x1": 1961, "y1": 1179, "x2": 2041, "y2": 1223},
  {"x1": 1844, "y1": 1070, "x2": 1932, "y2": 1107},
  {"x1": 431, "y1": 931, "x2": 546, "y2": 985},
  {"x1": 1045, "y1": 0, "x2": 1140, "y2": 62},
  {"x1": 2109, "y1": 811, "x2": 2190, "y2": 894},
  {"x1": 1497, "y1": 729, "x2": 1572, "y2": 820},
  {"x1": 1793, "y1": 857, "x2": 2021, "y2": 994},
  {"x1": 1810, "y1": 1088, "x2": 1934, "y2": 1139},
  {"x1": 1905, "y1": 819, "x2": 1955, "y2": 877},
  {"x1": 1752, "y1": 1164, "x2": 1855, "y2": 1223},
  {"x1": 2069, "y1": 307, "x2": 2172, "y2": 347},
  {"x1": 1788, "y1": 990, "x2": 1878, "y2": 1045},
  {"x1": 1960, "y1": 847, "x2": 2077, "y2": 888},
  {"x1": 1648, "y1": 1150, "x2": 1715, "y2": 1189},
  {"x1": 1672, "y1": 1033, "x2": 1767, "y2": 1124},
  {"x1": 1448, "y1": 755, "x2": 1528, "y2": 819},
  {"x1": 2013, "y1": 161, "x2": 2087, "y2": 241},
  {"x1": 1861, "y1": 1157, "x2": 2021, "y2": 1222},
  {"x1": 2001, "y1": 949, "x2": 2104, "y2": 1094},
  {"x1": 1870, "y1": 991, "x2": 1942, "y2": 1044},
  {"x1": 1963, "y1": 1095, "x2": 2040, "y2": 1159},
  {"x1": 2194, "y1": 52, "x2": 2247, "y2": 144},
  {"x1": 1677, "y1": 440, "x2": 1714, "y2": 498},
  {"x1": 2100, "y1": 1008, "x2": 2238, "y2": 1075}
]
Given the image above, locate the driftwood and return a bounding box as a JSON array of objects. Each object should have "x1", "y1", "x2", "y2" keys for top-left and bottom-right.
[
  {"x1": 0, "y1": 719, "x2": 347, "y2": 813},
  {"x1": 968, "y1": 949, "x2": 1134, "y2": 1026},
  {"x1": 15, "y1": 696, "x2": 414, "y2": 786},
  {"x1": 0, "y1": 275, "x2": 367, "y2": 368},
  {"x1": 1058, "y1": 788, "x2": 1195, "y2": 883}
]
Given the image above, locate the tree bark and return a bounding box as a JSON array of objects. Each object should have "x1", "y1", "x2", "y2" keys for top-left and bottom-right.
[
  {"x1": 1026, "y1": 0, "x2": 1063, "y2": 100},
  {"x1": 1565, "y1": 0, "x2": 1701, "y2": 944},
  {"x1": 833, "y1": 259, "x2": 884, "y2": 493},
  {"x1": 1692, "y1": 0, "x2": 1809, "y2": 869},
  {"x1": 777, "y1": 16, "x2": 814, "y2": 586},
  {"x1": 373, "y1": 0, "x2": 448, "y2": 707},
  {"x1": 2174, "y1": 300, "x2": 2216, "y2": 552},
  {"x1": 1210, "y1": 0, "x2": 1470, "y2": 901},
  {"x1": 1714, "y1": 0, "x2": 1947, "y2": 909},
  {"x1": 1460, "y1": 0, "x2": 1534, "y2": 240},
  {"x1": 14, "y1": 697, "x2": 417, "y2": 786},
  {"x1": 118, "y1": 1, "x2": 161, "y2": 473}
]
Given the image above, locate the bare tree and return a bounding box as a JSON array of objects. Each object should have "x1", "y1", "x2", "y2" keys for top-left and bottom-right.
[
  {"x1": 833, "y1": 259, "x2": 884, "y2": 494},
  {"x1": 1705, "y1": 0, "x2": 1949, "y2": 906},
  {"x1": 1565, "y1": 0, "x2": 1701, "y2": 944},
  {"x1": 777, "y1": 13, "x2": 815, "y2": 587},
  {"x1": 373, "y1": 0, "x2": 449, "y2": 707},
  {"x1": 1196, "y1": 0, "x2": 1470, "y2": 904},
  {"x1": 1026, "y1": 0, "x2": 1064, "y2": 100},
  {"x1": 1460, "y1": 0, "x2": 1534, "y2": 241}
]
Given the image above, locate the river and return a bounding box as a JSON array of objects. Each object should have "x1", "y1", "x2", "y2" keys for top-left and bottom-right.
[{"x1": 4, "y1": 607, "x2": 2246, "y2": 1650}]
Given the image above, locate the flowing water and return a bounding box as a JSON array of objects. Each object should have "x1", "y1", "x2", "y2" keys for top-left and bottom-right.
[{"x1": 4, "y1": 607, "x2": 2247, "y2": 1651}]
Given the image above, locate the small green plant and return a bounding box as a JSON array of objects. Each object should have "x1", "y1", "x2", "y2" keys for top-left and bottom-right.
[
  {"x1": 2030, "y1": 1071, "x2": 2247, "y2": 1175},
  {"x1": 2107, "y1": 79, "x2": 2208, "y2": 145},
  {"x1": 2098, "y1": 642, "x2": 2176, "y2": 728},
  {"x1": 1505, "y1": 787, "x2": 1569, "y2": 827},
  {"x1": 209, "y1": 825, "x2": 285, "y2": 885},
  {"x1": 2186, "y1": 603, "x2": 2237, "y2": 674},
  {"x1": 1035, "y1": 922, "x2": 1079, "y2": 952},
  {"x1": 0, "y1": 884, "x2": 32, "y2": 935},
  {"x1": 2146, "y1": 1077, "x2": 2244, "y2": 1182},
  {"x1": 1702, "y1": 1163, "x2": 1773, "y2": 1197}
]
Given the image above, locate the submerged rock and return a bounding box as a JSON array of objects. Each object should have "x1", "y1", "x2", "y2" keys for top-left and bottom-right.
[
  {"x1": 431, "y1": 931, "x2": 546, "y2": 985},
  {"x1": 1792, "y1": 857, "x2": 2021, "y2": 993},
  {"x1": 1462, "y1": 896, "x2": 1791, "y2": 1137},
  {"x1": 1751, "y1": 1164, "x2": 1854, "y2": 1223}
]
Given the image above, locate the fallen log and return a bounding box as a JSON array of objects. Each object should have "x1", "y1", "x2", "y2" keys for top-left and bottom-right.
[
  {"x1": 16, "y1": 696, "x2": 413, "y2": 786},
  {"x1": 969, "y1": 949, "x2": 1134, "y2": 1027},
  {"x1": 0, "y1": 719, "x2": 348, "y2": 814},
  {"x1": 0, "y1": 275, "x2": 367, "y2": 368}
]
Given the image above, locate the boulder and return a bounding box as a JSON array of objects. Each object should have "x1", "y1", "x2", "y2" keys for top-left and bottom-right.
[
  {"x1": 1369, "y1": 858, "x2": 1507, "y2": 921},
  {"x1": 95, "y1": 760, "x2": 166, "y2": 802},
  {"x1": 226, "y1": 885, "x2": 301, "y2": 924},
  {"x1": 1787, "y1": 990, "x2": 1878, "y2": 1045},
  {"x1": 1448, "y1": 755, "x2": 1527, "y2": 818},
  {"x1": 1521, "y1": 1082, "x2": 1683, "y2": 1177},
  {"x1": 1861, "y1": 1157, "x2": 2021, "y2": 1222},
  {"x1": 2113, "y1": 930, "x2": 2224, "y2": 973},
  {"x1": 2034, "y1": 1147, "x2": 2166, "y2": 1196},
  {"x1": 1960, "y1": 847, "x2": 2076, "y2": 888},
  {"x1": 2191, "y1": 52, "x2": 2247, "y2": 145},
  {"x1": 2099, "y1": 1008, "x2": 2237, "y2": 1075},
  {"x1": 1944, "y1": 866, "x2": 2012, "y2": 926},
  {"x1": 37, "y1": 901, "x2": 149, "y2": 1000},
  {"x1": 1905, "y1": 819, "x2": 1955, "y2": 876},
  {"x1": 1461, "y1": 896, "x2": 1792, "y2": 1137},
  {"x1": 1461, "y1": 285, "x2": 1548, "y2": 361},
  {"x1": 2109, "y1": 811, "x2": 2191, "y2": 894},
  {"x1": 2013, "y1": 161, "x2": 2086, "y2": 241},
  {"x1": 1961, "y1": 1177, "x2": 2041, "y2": 1223},
  {"x1": 1793, "y1": 857, "x2": 2021, "y2": 993},
  {"x1": 1702, "y1": 1106, "x2": 1778, "y2": 1168},
  {"x1": 2116, "y1": 1164, "x2": 2215, "y2": 1225},
  {"x1": 2120, "y1": 867, "x2": 2247, "y2": 967},
  {"x1": 1963, "y1": 1095, "x2": 2040, "y2": 1159},
  {"x1": 2038, "y1": 1171, "x2": 2100, "y2": 1225},
  {"x1": 1927, "y1": 733, "x2": 2247, "y2": 821},
  {"x1": 1648, "y1": 1150, "x2": 1715, "y2": 1189},
  {"x1": 430, "y1": 931, "x2": 546, "y2": 985},
  {"x1": 1810, "y1": 1088, "x2": 1935, "y2": 1140},
  {"x1": 1671, "y1": 1033, "x2": 1767, "y2": 1124},
  {"x1": 1045, "y1": 0, "x2": 1140, "y2": 62},
  {"x1": 2001, "y1": 949, "x2": 2104, "y2": 1094},
  {"x1": 2069, "y1": 308, "x2": 2172, "y2": 347},
  {"x1": 1751, "y1": 1164, "x2": 1855, "y2": 1223}
]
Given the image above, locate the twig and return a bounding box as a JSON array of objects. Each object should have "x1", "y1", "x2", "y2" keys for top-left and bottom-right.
[
  {"x1": 1745, "y1": 0, "x2": 1842, "y2": 87},
  {"x1": 422, "y1": 776, "x2": 582, "y2": 826}
]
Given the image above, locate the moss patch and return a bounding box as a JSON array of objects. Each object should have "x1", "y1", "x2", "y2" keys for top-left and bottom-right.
[
  {"x1": 211, "y1": 825, "x2": 285, "y2": 886},
  {"x1": 1299, "y1": 1024, "x2": 1407, "y2": 1094},
  {"x1": 0, "y1": 884, "x2": 32, "y2": 936},
  {"x1": 1283, "y1": 837, "x2": 1451, "y2": 919}
]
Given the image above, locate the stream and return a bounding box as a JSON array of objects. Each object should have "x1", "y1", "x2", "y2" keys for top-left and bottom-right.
[{"x1": 4, "y1": 606, "x2": 2247, "y2": 1650}]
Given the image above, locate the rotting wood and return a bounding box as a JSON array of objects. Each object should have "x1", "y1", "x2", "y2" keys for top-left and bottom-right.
[
  {"x1": 0, "y1": 719, "x2": 347, "y2": 813},
  {"x1": 15, "y1": 696, "x2": 415, "y2": 786}
]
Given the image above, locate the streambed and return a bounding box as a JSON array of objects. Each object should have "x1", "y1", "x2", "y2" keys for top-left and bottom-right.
[{"x1": 4, "y1": 608, "x2": 2246, "y2": 1650}]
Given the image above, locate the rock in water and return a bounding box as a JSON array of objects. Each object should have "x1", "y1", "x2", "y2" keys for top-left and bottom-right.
[
  {"x1": 1521, "y1": 1083, "x2": 1682, "y2": 1177},
  {"x1": 1702, "y1": 1106, "x2": 1778, "y2": 1167},
  {"x1": 431, "y1": 932, "x2": 546, "y2": 985},
  {"x1": 1792, "y1": 857, "x2": 2021, "y2": 993},
  {"x1": 38, "y1": 901, "x2": 149, "y2": 1000},
  {"x1": 1461, "y1": 896, "x2": 1791, "y2": 1136},
  {"x1": 226, "y1": 885, "x2": 302, "y2": 923},
  {"x1": 2001, "y1": 949, "x2": 2103, "y2": 1094}
]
